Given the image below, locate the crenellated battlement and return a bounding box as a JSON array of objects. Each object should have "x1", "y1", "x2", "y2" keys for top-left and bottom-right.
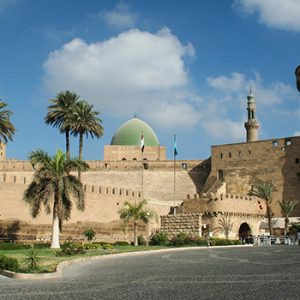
[
  {"x1": 0, "y1": 159, "x2": 203, "y2": 172},
  {"x1": 0, "y1": 172, "x2": 142, "y2": 201},
  {"x1": 182, "y1": 191, "x2": 265, "y2": 217},
  {"x1": 186, "y1": 193, "x2": 256, "y2": 201}
]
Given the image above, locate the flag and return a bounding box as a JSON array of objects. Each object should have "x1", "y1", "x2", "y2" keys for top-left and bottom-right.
[
  {"x1": 140, "y1": 132, "x2": 145, "y2": 153},
  {"x1": 174, "y1": 134, "x2": 178, "y2": 157}
]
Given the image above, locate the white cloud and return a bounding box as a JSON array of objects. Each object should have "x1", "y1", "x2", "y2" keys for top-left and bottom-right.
[
  {"x1": 294, "y1": 131, "x2": 300, "y2": 136},
  {"x1": 207, "y1": 71, "x2": 298, "y2": 107},
  {"x1": 202, "y1": 118, "x2": 244, "y2": 140},
  {"x1": 234, "y1": 0, "x2": 300, "y2": 32},
  {"x1": 207, "y1": 72, "x2": 245, "y2": 93},
  {"x1": 101, "y1": 2, "x2": 138, "y2": 30},
  {"x1": 43, "y1": 28, "x2": 196, "y2": 128},
  {"x1": 204, "y1": 71, "x2": 299, "y2": 140}
]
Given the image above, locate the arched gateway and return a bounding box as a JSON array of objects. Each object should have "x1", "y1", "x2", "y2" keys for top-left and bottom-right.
[{"x1": 239, "y1": 222, "x2": 252, "y2": 238}]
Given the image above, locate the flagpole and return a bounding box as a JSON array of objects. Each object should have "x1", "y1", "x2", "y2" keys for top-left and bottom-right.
[
  {"x1": 141, "y1": 149, "x2": 144, "y2": 202},
  {"x1": 140, "y1": 131, "x2": 144, "y2": 204},
  {"x1": 173, "y1": 134, "x2": 176, "y2": 214}
]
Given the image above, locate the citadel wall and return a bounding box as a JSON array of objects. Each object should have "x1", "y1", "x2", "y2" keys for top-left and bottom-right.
[
  {"x1": 0, "y1": 159, "x2": 207, "y2": 242},
  {"x1": 104, "y1": 145, "x2": 166, "y2": 161},
  {"x1": 209, "y1": 136, "x2": 300, "y2": 216}
]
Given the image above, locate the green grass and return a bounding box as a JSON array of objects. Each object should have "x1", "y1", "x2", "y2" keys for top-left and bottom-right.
[{"x1": 0, "y1": 245, "x2": 165, "y2": 273}]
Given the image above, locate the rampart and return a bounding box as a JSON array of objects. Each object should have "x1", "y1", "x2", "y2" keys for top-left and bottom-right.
[
  {"x1": 161, "y1": 213, "x2": 202, "y2": 238},
  {"x1": 181, "y1": 193, "x2": 265, "y2": 217},
  {"x1": 210, "y1": 136, "x2": 300, "y2": 216}
]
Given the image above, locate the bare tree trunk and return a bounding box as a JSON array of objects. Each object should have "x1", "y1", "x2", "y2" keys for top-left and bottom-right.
[
  {"x1": 134, "y1": 220, "x2": 138, "y2": 246},
  {"x1": 285, "y1": 217, "x2": 289, "y2": 235},
  {"x1": 65, "y1": 130, "x2": 70, "y2": 160},
  {"x1": 51, "y1": 212, "x2": 60, "y2": 249},
  {"x1": 78, "y1": 132, "x2": 83, "y2": 181},
  {"x1": 266, "y1": 202, "x2": 273, "y2": 235}
]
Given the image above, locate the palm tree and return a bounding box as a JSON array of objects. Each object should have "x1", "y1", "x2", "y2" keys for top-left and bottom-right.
[
  {"x1": 119, "y1": 200, "x2": 156, "y2": 246},
  {"x1": 23, "y1": 149, "x2": 89, "y2": 248},
  {"x1": 45, "y1": 91, "x2": 80, "y2": 160},
  {"x1": 70, "y1": 101, "x2": 103, "y2": 179},
  {"x1": 279, "y1": 200, "x2": 298, "y2": 235},
  {"x1": 251, "y1": 182, "x2": 273, "y2": 235},
  {"x1": 217, "y1": 213, "x2": 233, "y2": 239},
  {"x1": 0, "y1": 100, "x2": 15, "y2": 143}
]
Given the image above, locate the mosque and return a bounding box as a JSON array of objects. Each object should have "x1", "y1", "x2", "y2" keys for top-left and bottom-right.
[{"x1": 0, "y1": 90, "x2": 299, "y2": 242}]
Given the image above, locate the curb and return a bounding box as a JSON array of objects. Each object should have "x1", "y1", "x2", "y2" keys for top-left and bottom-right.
[{"x1": 0, "y1": 244, "x2": 251, "y2": 280}]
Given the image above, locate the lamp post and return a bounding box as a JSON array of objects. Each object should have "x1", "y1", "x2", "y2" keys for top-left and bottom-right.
[{"x1": 295, "y1": 65, "x2": 300, "y2": 92}]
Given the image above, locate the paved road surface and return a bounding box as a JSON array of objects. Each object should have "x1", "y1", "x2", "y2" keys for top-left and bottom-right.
[{"x1": 1, "y1": 246, "x2": 300, "y2": 299}]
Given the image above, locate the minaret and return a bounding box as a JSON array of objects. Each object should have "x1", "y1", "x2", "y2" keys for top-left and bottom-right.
[{"x1": 244, "y1": 86, "x2": 259, "y2": 142}]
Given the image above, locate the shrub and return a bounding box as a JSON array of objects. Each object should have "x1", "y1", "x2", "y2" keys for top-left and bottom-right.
[
  {"x1": 210, "y1": 238, "x2": 242, "y2": 246},
  {"x1": 0, "y1": 243, "x2": 31, "y2": 250},
  {"x1": 195, "y1": 237, "x2": 208, "y2": 246},
  {"x1": 138, "y1": 235, "x2": 147, "y2": 246},
  {"x1": 149, "y1": 232, "x2": 169, "y2": 246},
  {"x1": 102, "y1": 243, "x2": 113, "y2": 250},
  {"x1": 25, "y1": 249, "x2": 40, "y2": 270},
  {"x1": 33, "y1": 243, "x2": 51, "y2": 249},
  {"x1": 0, "y1": 255, "x2": 19, "y2": 272},
  {"x1": 170, "y1": 233, "x2": 188, "y2": 246},
  {"x1": 56, "y1": 243, "x2": 86, "y2": 256},
  {"x1": 113, "y1": 241, "x2": 130, "y2": 246},
  {"x1": 83, "y1": 243, "x2": 103, "y2": 250},
  {"x1": 84, "y1": 227, "x2": 96, "y2": 241}
]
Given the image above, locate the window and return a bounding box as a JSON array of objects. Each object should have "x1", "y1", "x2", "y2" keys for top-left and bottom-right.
[
  {"x1": 181, "y1": 163, "x2": 188, "y2": 169},
  {"x1": 238, "y1": 151, "x2": 241, "y2": 157},
  {"x1": 121, "y1": 158, "x2": 126, "y2": 161},
  {"x1": 220, "y1": 153, "x2": 223, "y2": 159},
  {"x1": 248, "y1": 150, "x2": 251, "y2": 155},
  {"x1": 143, "y1": 163, "x2": 149, "y2": 170},
  {"x1": 229, "y1": 152, "x2": 232, "y2": 158},
  {"x1": 218, "y1": 169, "x2": 224, "y2": 180},
  {"x1": 285, "y1": 140, "x2": 292, "y2": 146},
  {"x1": 297, "y1": 173, "x2": 300, "y2": 181},
  {"x1": 295, "y1": 158, "x2": 300, "y2": 164},
  {"x1": 281, "y1": 147, "x2": 285, "y2": 151},
  {"x1": 272, "y1": 141, "x2": 278, "y2": 147}
]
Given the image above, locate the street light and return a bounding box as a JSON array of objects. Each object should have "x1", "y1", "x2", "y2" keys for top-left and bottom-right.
[{"x1": 295, "y1": 65, "x2": 300, "y2": 92}]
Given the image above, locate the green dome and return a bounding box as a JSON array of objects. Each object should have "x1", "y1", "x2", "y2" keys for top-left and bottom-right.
[{"x1": 111, "y1": 118, "x2": 160, "y2": 146}]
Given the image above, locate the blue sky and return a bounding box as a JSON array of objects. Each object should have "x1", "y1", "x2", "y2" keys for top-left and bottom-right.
[{"x1": 0, "y1": 0, "x2": 299, "y2": 160}]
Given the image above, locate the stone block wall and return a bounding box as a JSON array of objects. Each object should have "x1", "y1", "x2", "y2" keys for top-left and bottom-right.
[
  {"x1": 104, "y1": 145, "x2": 166, "y2": 161},
  {"x1": 161, "y1": 213, "x2": 202, "y2": 238},
  {"x1": 210, "y1": 136, "x2": 300, "y2": 216},
  {"x1": 0, "y1": 219, "x2": 147, "y2": 244}
]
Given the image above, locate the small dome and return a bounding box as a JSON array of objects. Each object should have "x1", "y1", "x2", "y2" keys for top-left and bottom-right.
[{"x1": 111, "y1": 118, "x2": 160, "y2": 146}]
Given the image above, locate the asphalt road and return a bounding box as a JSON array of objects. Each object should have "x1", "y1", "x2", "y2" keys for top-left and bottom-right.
[{"x1": 1, "y1": 246, "x2": 300, "y2": 300}]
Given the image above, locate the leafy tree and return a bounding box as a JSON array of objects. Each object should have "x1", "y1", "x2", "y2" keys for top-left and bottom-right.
[
  {"x1": 119, "y1": 200, "x2": 156, "y2": 246},
  {"x1": 45, "y1": 91, "x2": 80, "y2": 160},
  {"x1": 279, "y1": 200, "x2": 298, "y2": 235},
  {"x1": 217, "y1": 213, "x2": 233, "y2": 239},
  {"x1": 84, "y1": 227, "x2": 96, "y2": 242},
  {"x1": 70, "y1": 101, "x2": 103, "y2": 179},
  {"x1": 0, "y1": 100, "x2": 15, "y2": 143},
  {"x1": 251, "y1": 182, "x2": 273, "y2": 235},
  {"x1": 23, "y1": 149, "x2": 89, "y2": 248}
]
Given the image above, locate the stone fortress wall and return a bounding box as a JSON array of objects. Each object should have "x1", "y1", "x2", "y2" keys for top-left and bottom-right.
[
  {"x1": 0, "y1": 135, "x2": 299, "y2": 241},
  {"x1": 208, "y1": 136, "x2": 300, "y2": 217},
  {"x1": 104, "y1": 145, "x2": 166, "y2": 161},
  {"x1": 0, "y1": 159, "x2": 207, "y2": 242}
]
